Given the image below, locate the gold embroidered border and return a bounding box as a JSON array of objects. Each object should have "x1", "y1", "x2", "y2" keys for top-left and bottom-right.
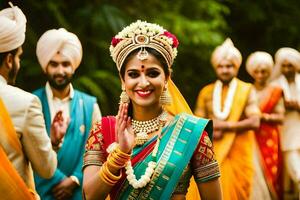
[
  {"x1": 193, "y1": 160, "x2": 220, "y2": 182},
  {"x1": 133, "y1": 115, "x2": 187, "y2": 199}
]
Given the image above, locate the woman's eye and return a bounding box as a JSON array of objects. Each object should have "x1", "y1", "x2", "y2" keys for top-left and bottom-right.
[
  {"x1": 147, "y1": 71, "x2": 160, "y2": 78},
  {"x1": 128, "y1": 71, "x2": 139, "y2": 78}
]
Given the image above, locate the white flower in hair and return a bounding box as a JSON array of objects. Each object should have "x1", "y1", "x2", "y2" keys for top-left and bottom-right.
[{"x1": 110, "y1": 20, "x2": 179, "y2": 70}]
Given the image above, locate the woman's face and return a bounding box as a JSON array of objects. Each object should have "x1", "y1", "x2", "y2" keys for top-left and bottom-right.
[
  {"x1": 122, "y1": 53, "x2": 167, "y2": 109},
  {"x1": 252, "y1": 65, "x2": 271, "y2": 85}
]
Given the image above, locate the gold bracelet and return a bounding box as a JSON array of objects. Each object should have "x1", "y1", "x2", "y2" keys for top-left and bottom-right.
[
  {"x1": 103, "y1": 163, "x2": 122, "y2": 181},
  {"x1": 115, "y1": 146, "x2": 131, "y2": 159},
  {"x1": 107, "y1": 156, "x2": 125, "y2": 169},
  {"x1": 98, "y1": 165, "x2": 117, "y2": 186},
  {"x1": 111, "y1": 152, "x2": 128, "y2": 165}
]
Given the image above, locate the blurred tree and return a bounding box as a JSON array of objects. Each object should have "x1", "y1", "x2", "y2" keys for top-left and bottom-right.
[
  {"x1": 1, "y1": 0, "x2": 229, "y2": 114},
  {"x1": 223, "y1": 0, "x2": 300, "y2": 82},
  {"x1": 2, "y1": 0, "x2": 300, "y2": 115}
]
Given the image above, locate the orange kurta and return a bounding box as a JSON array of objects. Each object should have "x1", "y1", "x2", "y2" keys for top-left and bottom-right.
[{"x1": 195, "y1": 78, "x2": 259, "y2": 200}]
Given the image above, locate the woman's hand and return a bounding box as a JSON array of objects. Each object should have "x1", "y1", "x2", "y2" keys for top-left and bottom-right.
[{"x1": 115, "y1": 103, "x2": 135, "y2": 153}]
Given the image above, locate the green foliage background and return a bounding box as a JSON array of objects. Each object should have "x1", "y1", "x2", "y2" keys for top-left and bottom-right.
[{"x1": 1, "y1": 0, "x2": 300, "y2": 115}]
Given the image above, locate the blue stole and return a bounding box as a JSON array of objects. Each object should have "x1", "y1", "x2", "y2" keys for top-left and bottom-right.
[{"x1": 33, "y1": 88, "x2": 96, "y2": 200}]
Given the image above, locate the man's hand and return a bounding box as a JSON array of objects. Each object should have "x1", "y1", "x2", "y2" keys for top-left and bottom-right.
[
  {"x1": 50, "y1": 110, "x2": 69, "y2": 146},
  {"x1": 52, "y1": 177, "x2": 78, "y2": 200},
  {"x1": 213, "y1": 130, "x2": 223, "y2": 140},
  {"x1": 285, "y1": 100, "x2": 300, "y2": 111}
]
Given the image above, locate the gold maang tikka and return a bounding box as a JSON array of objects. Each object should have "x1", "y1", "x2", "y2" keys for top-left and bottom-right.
[{"x1": 137, "y1": 46, "x2": 149, "y2": 60}]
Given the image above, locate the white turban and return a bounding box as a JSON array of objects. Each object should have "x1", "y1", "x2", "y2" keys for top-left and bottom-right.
[
  {"x1": 36, "y1": 28, "x2": 82, "y2": 72},
  {"x1": 271, "y1": 47, "x2": 300, "y2": 80},
  {"x1": 0, "y1": 3, "x2": 26, "y2": 53},
  {"x1": 211, "y1": 38, "x2": 242, "y2": 69},
  {"x1": 246, "y1": 51, "x2": 274, "y2": 77}
]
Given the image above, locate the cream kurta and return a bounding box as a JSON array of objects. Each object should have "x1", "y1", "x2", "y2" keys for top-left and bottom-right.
[
  {"x1": 272, "y1": 79, "x2": 300, "y2": 151},
  {"x1": 0, "y1": 75, "x2": 57, "y2": 190}
]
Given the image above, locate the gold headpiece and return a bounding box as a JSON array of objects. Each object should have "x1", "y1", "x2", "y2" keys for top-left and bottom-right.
[{"x1": 109, "y1": 20, "x2": 179, "y2": 71}]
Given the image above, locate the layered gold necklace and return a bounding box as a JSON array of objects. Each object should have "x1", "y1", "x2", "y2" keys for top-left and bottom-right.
[{"x1": 132, "y1": 110, "x2": 168, "y2": 145}]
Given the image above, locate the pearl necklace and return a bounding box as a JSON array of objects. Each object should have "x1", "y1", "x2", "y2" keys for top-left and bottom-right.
[
  {"x1": 212, "y1": 78, "x2": 237, "y2": 120},
  {"x1": 132, "y1": 110, "x2": 168, "y2": 145}
]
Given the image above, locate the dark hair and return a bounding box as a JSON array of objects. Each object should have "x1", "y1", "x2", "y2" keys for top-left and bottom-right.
[
  {"x1": 119, "y1": 47, "x2": 170, "y2": 80},
  {"x1": 0, "y1": 48, "x2": 18, "y2": 67}
]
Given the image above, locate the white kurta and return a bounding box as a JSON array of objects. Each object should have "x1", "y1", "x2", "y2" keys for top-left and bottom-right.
[
  {"x1": 0, "y1": 75, "x2": 57, "y2": 190},
  {"x1": 272, "y1": 77, "x2": 300, "y2": 151}
]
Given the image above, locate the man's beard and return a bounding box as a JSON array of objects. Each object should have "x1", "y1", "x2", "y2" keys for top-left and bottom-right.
[
  {"x1": 7, "y1": 60, "x2": 18, "y2": 85},
  {"x1": 47, "y1": 74, "x2": 73, "y2": 90},
  {"x1": 219, "y1": 76, "x2": 234, "y2": 85}
]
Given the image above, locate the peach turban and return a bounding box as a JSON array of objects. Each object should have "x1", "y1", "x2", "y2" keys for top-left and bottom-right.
[
  {"x1": 246, "y1": 51, "x2": 274, "y2": 77},
  {"x1": 211, "y1": 38, "x2": 242, "y2": 69},
  {"x1": 36, "y1": 28, "x2": 82, "y2": 72},
  {"x1": 271, "y1": 47, "x2": 300, "y2": 80},
  {"x1": 0, "y1": 3, "x2": 26, "y2": 53}
]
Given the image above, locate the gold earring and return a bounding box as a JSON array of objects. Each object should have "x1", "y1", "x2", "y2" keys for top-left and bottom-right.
[
  {"x1": 160, "y1": 88, "x2": 172, "y2": 105},
  {"x1": 119, "y1": 87, "x2": 130, "y2": 104}
]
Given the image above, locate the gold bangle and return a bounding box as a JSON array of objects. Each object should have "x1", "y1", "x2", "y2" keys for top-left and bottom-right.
[
  {"x1": 98, "y1": 166, "x2": 117, "y2": 186},
  {"x1": 103, "y1": 163, "x2": 122, "y2": 181},
  {"x1": 107, "y1": 156, "x2": 125, "y2": 169},
  {"x1": 115, "y1": 146, "x2": 131, "y2": 159},
  {"x1": 111, "y1": 152, "x2": 128, "y2": 165}
]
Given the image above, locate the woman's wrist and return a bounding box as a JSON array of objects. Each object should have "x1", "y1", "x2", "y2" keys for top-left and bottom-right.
[
  {"x1": 99, "y1": 162, "x2": 121, "y2": 186},
  {"x1": 106, "y1": 143, "x2": 131, "y2": 171},
  {"x1": 98, "y1": 143, "x2": 131, "y2": 186}
]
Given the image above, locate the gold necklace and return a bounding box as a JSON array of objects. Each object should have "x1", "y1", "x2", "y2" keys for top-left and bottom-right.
[{"x1": 132, "y1": 110, "x2": 168, "y2": 145}]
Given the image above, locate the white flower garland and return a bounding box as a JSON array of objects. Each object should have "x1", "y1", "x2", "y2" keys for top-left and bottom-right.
[
  {"x1": 279, "y1": 74, "x2": 300, "y2": 102},
  {"x1": 125, "y1": 160, "x2": 156, "y2": 189},
  {"x1": 111, "y1": 20, "x2": 177, "y2": 59},
  {"x1": 212, "y1": 78, "x2": 237, "y2": 120},
  {"x1": 115, "y1": 20, "x2": 164, "y2": 39},
  {"x1": 107, "y1": 141, "x2": 159, "y2": 189}
]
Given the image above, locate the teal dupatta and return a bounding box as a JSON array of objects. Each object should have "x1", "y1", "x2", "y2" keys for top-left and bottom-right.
[
  {"x1": 33, "y1": 88, "x2": 96, "y2": 200},
  {"x1": 117, "y1": 113, "x2": 211, "y2": 200}
]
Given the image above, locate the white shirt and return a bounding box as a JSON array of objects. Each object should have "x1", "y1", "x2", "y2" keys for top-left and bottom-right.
[
  {"x1": 45, "y1": 82, "x2": 74, "y2": 123},
  {"x1": 45, "y1": 82, "x2": 101, "y2": 124}
]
